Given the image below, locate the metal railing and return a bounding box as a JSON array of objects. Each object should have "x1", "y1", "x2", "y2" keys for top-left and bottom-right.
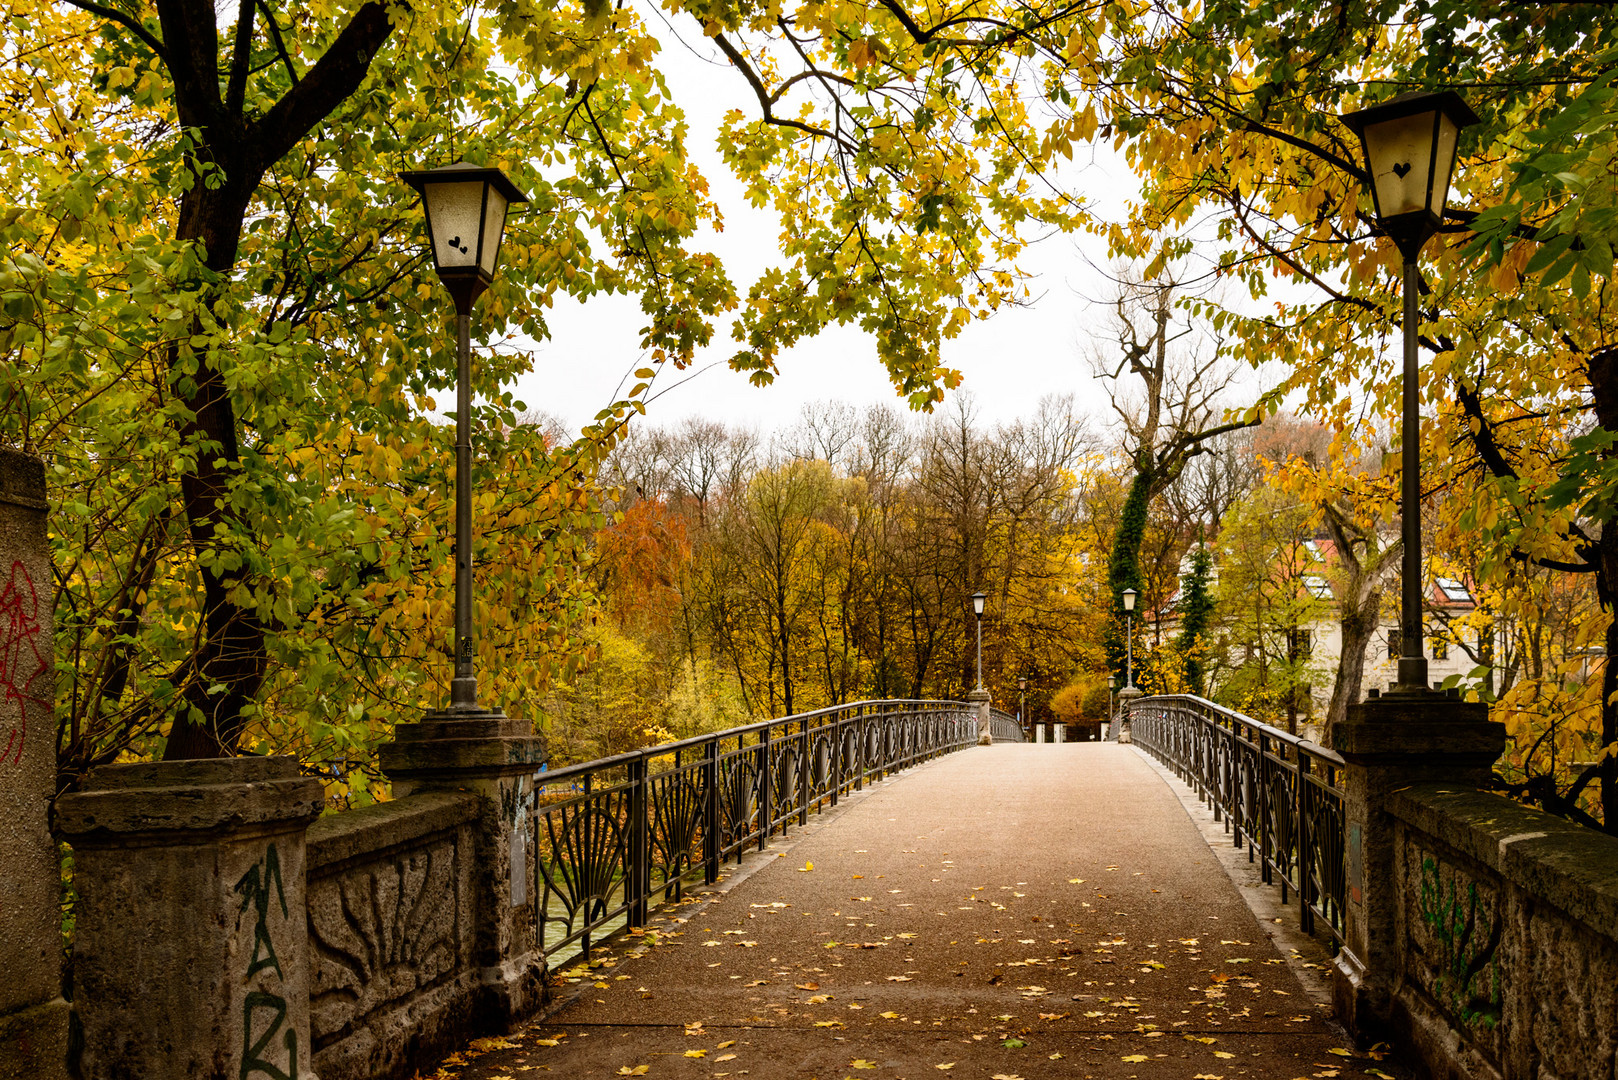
[
  {"x1": 989, "y1": 707, "x2": 1025, "y2": 743},
  {"x1": 1128, "y1": 695, "x2": 1346, "y2": 948},
  {"x1": 527, "y1": 698, "x2": 1011, "y2": 967}
]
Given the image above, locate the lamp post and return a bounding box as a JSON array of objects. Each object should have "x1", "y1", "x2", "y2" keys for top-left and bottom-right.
[
  {"x1": 399, "y1": 162, "x2": 530, "y2": 711},
  {"x1": 1116, "y1": 590, "x2": 1140, "y2": 743},
  {"x1": 970, "y1": 591, "x2": 991, "y2": 745},
  {"x1": 1018, "y1": 675, "x2": 1027, "y2": 731},
  {"x1": 1121, "y1": 588, "x2": 1138, "y2": 690},
  {"x1": 1341, "y1": 91, "x2": 1478, "y2": 693},
  {"x1": 971, "y1": 591, "x2": 987, "y2": 691}
]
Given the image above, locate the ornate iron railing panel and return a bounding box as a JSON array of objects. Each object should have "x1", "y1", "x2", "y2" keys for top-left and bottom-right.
[
  {"x1": 1128, "y1": 694, "x2": 1346, "y2": 949},
  {"x1": 529, "y1": 699, "x2": 990, "y2": 967}
]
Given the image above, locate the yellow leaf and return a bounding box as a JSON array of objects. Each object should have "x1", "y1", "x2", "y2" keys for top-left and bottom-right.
[
  {"x1": 1122, "y1": 1055, "x2": 1149, "y2": 1063},
  {"x1": 684, "y1": 1050, "x2": 707, "y2": 1058},
  {"x1": 798, "y1": 861, "x2": 815, "y2": 872},
  {"x1": 936, "y1": 1064, "x2": 956, "y2": 1070},
  {"x1": 851, "y1": 1059, "x2": 877, "y2": 1069},
  {"x1": 1214, "y1": 1051, "x2": 1236, "y2": 1059},
  {"x1": 617, "y1": 1068, "x2": 650, "y2": 1076},
  {"x1": 717, "y1": 1041, "x2": 736, "y2": 1048},
  {"x1": 716, "y1": 1053, "x2": 737, "y2": 1061},
  {"x1": 1328, "y1": 1048, "x2": 1353, "y2": 1056}
]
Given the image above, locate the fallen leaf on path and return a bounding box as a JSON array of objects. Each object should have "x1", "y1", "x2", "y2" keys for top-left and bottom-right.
[
  {"x1": 1327, "y1": 1048, "x2": 1353, "y2": 1057},
  {"x1": 798, "y1": 862, "x2": 815, "y2": 872},
  {"x1": 796, "y1": 982, "x2": 820, "y2": 990},
  {"x1": 684, "y1": 1050, "x2": 707, "y2": 1058},
  {"x1": 885, "y1": 975, "x2": 912, "y2": 982},
  {"x1": 616, "y1": 1068, "x2": 649, "y2": 1076},
  {"x1": 1213, "y1": 1051, "x2": 1236, "y2": 1059},
  {"x1": 717, "y1": 1041, "x2": 736, "y2": 1049},
  {"x1": 935, "y1": 1064, "x2": 955, "y2": 1071},
  {"x1": 879, "y1": 1012, "x2": 900, "y2": 1019},
  {"x1": 850, "y1": 1059, "x2": 877, "y2": 1069},
  {"x1": 1122, "y1": 1055, "x2": 1149, "y2": 1062},
  {"x1": 814, "y1": 1020, "x2": 845, "y2": 1029},
  {"x1": 716, "y1": 1054, "x2": 737, "y2": 1062}
]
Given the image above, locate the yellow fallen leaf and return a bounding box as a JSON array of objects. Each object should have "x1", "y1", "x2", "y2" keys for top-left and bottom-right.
[
  {"x1": 717, "y1": 1041, "x2": 736, "y2": 1048},
  {"x1": 798, "y1": 861, "x2": 815, "y2": 872},
  {"x1": 879, "y1": 1011, "x2": 900, "y2": 1019},
  {"x1": 1328, "y1": 1048, "x2": 1353, "y2": 1057},
  {"x1": 814, "y1": 1020, "x2": 846, "y2": 1028},
  {"x1": 1048, "y1": 1053, "x2": 1064, "y2": 1060},
  {"x1": 935, "y1": 1064, "x2": 955, "y2": 1071},
  {"x1": 1122, "y1": 1055, "x2": 1149, "y2": 1063},
  {"x1": 617, "y1": 1068, "x2": 649, "y2": 1076},
  {"x1": 716, "y1": 1054, "x2": 737, "y2": 1062},
  {"x1": 684, "y1": 1050, "x2": 706, "y2": 1058},
  {"x1": 533, "y1": 1039, "x2": 559, "y2": 1047},
  {"x1": 851, "y1": 1059, "x2": 877, "y2": 1069},
  {"x1": 469, "y1": 1037, "x2": 519, "y2": 1052},
  {"x1": 1214, "y1": 1051, "x2": 1236, "y2": 1059}
]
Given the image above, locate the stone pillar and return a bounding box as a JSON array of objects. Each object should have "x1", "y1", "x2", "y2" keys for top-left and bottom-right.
[
  {"x1": 968, "y1": 689, "x2": 992, "y2": 746},
  {"x1": 379, "y1": 708, "x2": 546, "y2": 1023},
  {"x1": 55, "y1": 757, "x2": 323, "y2": 1080},
  {"x1": 0, "y1": 448, "x2": 70, "y2": 1080},
  {"x1": 1331, "y1": 688, "x2": 1504, "y2": 1040},
  {"x1": 1114, "y1": 686, "x2": 1141, "y2": 744}
]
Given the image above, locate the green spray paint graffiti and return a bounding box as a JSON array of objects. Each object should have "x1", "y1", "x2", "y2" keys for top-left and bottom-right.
[
  {"x1": 1416, "y1": 855, "x2": 1503, "y2": 1029},
  {"x1": 235, "y1": 844, "x2": 298, "y2": 1079}
]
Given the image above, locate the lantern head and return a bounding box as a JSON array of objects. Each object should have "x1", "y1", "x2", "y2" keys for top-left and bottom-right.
[
  {"x1": 1340, "y1": 90, "x2": 1479, "y2": 258},
  {"x1": 400, "y1": 161, "x2": 530, "y2": 313}
]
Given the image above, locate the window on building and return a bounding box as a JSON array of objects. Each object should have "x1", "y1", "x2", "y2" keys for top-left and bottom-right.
[
  {"x1": 1435, "y1": 576, "x2": 1472, "y2": 602},
  {"x1": 1387, "y1": 628, "x2": 1402, "y2": 659},
  {"x1": 1288, "y1": 629, "x2": 1313, "y2": 659}
]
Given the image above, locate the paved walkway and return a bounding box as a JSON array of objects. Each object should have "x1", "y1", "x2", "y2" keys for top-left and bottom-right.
[{"x1": 437, "y1": 745, "x2": 1405, "y2": 1080}]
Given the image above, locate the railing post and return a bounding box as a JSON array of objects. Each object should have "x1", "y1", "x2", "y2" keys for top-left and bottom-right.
[
  {"x1": 799, "y1": 718, "x2": 811, "y2": 825},
  {"x1": 831, "y1": 711, "x2": 844, "y2": 805},
  {"x1": 855, "y1": 707, "x2": 866, "y2": 791},
  {"x1": 629, "y1": 755, "x2": 649, "y2": 928},
  {"x1": 757, "y1": 726, "x2": 772, "y2": 850},
  {"x1": 1296, "y1": 752, "x2": 1313, "y2": 936},
  {"x1": 703, "y1": 739, "x2": 720, "y2": 884}
]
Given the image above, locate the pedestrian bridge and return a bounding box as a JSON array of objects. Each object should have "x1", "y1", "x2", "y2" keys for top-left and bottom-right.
[
  {"x1": 413, "y1": 697, "x2": 1363, "y2": 1080},
  {"x1": 48, "y1": 696, "x2": 1618, "y2": 1080}
]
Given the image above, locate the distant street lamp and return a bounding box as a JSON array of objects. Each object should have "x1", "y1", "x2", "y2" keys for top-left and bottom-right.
[
  {"x1": 1121, "y1": 588, "x2": 1138, "y2": 691},
  {"x1": 1018, "y1": 675, "x2": 1028, "y2": 729},
  {"x1": 971, "y1": 591, "x2": 987, "y2": 691},
  {"x1": 1108, "y1": 672, "x2": 1116, "y2": 720},
  {"x1": 1341, "y1": 91, "x2": 1478, "y2": 692},
  {"x1": 400, "y1": 162, "x2": 530, "y2": 711}
]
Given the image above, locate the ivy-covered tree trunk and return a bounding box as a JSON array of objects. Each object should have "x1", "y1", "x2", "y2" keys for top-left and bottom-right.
[
  {"x1": 1176, "y1": 542, "x2": 1213, "y2": 696},
  {"x1": 1105, "y1": 464, "x2": 1152, "y2": 685}
]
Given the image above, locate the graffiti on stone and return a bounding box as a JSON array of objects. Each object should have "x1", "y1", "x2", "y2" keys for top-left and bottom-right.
[
  {"x1": 1413, "y1": 853, "x2": 1503, "y2": 1030},
  {"x1": 0, "y1": 559, "x2": 49, "y2": 766},
  {"x1": 236, "y1": 844, "x2": 298, "y2": 1078}
]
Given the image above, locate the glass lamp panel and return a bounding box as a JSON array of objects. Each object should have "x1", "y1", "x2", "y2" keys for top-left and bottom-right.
[
  {"x1": 477, "y1": 186, "x2": 509, "y2": 277},
  {"x1": 1430, "y1": 111, "x2": 1461, "y2": 217},
  {"x1": 1363, "y1": 110, "x2": 1437, "y2": 218},
  {"x1": 422, "y1": 181, "x2": 486, "y2": 271}
]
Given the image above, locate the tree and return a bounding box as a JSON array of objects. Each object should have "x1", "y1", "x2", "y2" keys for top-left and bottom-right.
[
  {"x1": 1095, "y1": 274, "x2": 1255, "y2": 683},
  {"x1": 1177, "y1": 543, "x2": 1213, "y2": 697},
  {"x1": 3, "y1": 0, "x2": 732, "y2": 780}
]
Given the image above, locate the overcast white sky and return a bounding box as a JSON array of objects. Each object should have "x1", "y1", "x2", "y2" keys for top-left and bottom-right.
[{"x1": 499, "y1": 22, "x2": 1166, "y2": 437}]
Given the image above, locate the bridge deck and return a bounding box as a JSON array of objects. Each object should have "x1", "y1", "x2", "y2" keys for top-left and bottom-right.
[{"x1": 439, "y1": 744, "x2": 1403, "y2": 1079}]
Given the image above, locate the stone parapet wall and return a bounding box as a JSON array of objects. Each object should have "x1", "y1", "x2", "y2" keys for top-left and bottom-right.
[
  {"x1": 307, "y1": 791, "x2": 482, "y2": 1080},
  {"x1": 1386, "y1": 784, "x2": 1618, "y2": 1080}
]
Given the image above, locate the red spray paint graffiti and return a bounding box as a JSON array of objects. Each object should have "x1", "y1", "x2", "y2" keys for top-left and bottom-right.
[{"x1": 0, "y1": 560, "x2": 49, "y2": 766}]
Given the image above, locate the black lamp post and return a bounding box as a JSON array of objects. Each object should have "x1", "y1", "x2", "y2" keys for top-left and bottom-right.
[
  {"x1": 1018, "y1": 675, "x2": 1027, "y2": 728},
  {"x1": 400, "y1": 162, "x2": 530, "y2": 711},
  {"x1": 971, "y1": 592, "x2": 987, "y2": 691},
  {"x1": 1341, "y1": 91, "x2": 1478, "y2": 692},
  {"x1": 1121, "y1": 588, "x2": 1138, "y2": 691}
]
